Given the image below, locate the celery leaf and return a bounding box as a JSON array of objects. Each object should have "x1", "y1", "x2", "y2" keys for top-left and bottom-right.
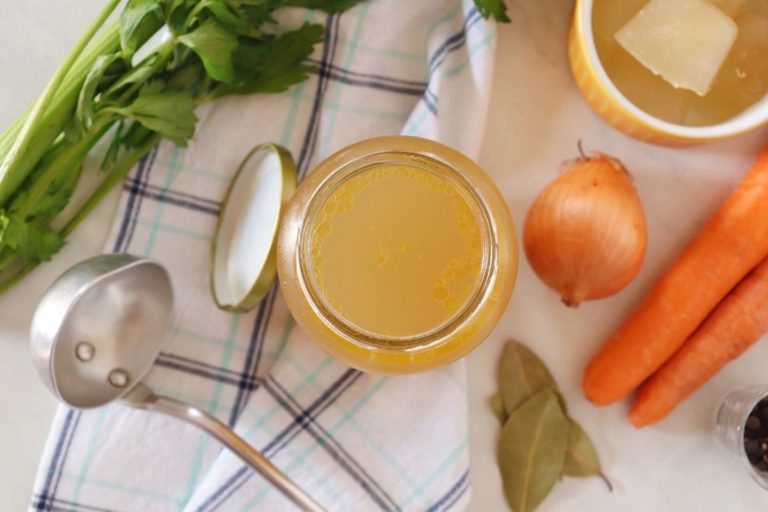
[
  {"x1": 178, "y1": 18, "x2": 239, "y2": 83},
  {"x1": 120, "y1": 0, "x2": 165, "y2": 57},
  {"x1": 474, "y1": 0, "x2": 510, "y2": 22},
  {"x1": 0, "y1": 213, "x2": 65, "y2": 263},
  {"x1": 117, "y1": 90, "x2": 198, "y2": 146}
]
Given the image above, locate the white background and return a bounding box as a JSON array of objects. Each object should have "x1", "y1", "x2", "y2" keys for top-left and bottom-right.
[{"x1": 1, "y1": 0, "x2": 768, "y2": 510}]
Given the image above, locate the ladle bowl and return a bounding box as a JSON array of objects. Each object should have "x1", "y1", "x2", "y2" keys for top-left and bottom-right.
[
  {"x1": 31, "y1": 254, "x2": 172, "y2": 408},
  {"x1": 30, "y1": 253, "x2": 323, "y2": 511}
]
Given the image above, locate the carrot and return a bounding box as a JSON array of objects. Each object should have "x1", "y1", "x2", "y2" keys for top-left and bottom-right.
[
  {"x1": 628, "y1": 254, "x2": 768, "y2": 427},
  {"x1": 583, "y1": 146, "x2": 768, "y2": 405}
]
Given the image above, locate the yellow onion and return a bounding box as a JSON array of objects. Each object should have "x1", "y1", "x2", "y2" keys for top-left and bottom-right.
[{"x1": 523, "y1": 152, "x2": 647, "y2": 307}]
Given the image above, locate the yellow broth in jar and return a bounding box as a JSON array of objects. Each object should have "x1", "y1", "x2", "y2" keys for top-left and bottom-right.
[{"x1": 307, "y1": 164, "x2": 485, "y2": 339}]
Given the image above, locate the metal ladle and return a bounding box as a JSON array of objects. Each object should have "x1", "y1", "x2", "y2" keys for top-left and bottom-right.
[{"x1": 30, "y1": 254, "x2": 324, "y2": 512}]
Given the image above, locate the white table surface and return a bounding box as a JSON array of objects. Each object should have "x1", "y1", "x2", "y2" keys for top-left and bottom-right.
[{"x1": 2, "y1": 1, "x2": 768, "y2": 511}]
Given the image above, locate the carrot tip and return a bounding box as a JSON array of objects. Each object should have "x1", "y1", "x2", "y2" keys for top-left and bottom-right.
[
  {"x1": 627, "y1": 413, "x2": 645, "y2": 428},
  {"x1": 627, "y1": 404, "x2": 658, "y2": 428},
  {"x1": 562, "y1": 295, "x2": 581, "y2": 308},
  {"x1": 583, "y1": 370, "x2": 627, "y2": 406}
]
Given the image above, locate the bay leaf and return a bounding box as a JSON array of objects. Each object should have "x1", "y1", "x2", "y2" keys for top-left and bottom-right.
[
  {"x1": 499, "y1": 340, "x2": 564, "y2": 416},
  {"x1": 491, "y1": 393, "x2": 507, "y2": 423},
  {"x1": 498, "y1": 389, "x2": 568, "y2": 512},
  {"x1": 563, "y1": 418, "x2": 613, "y2": 491}
]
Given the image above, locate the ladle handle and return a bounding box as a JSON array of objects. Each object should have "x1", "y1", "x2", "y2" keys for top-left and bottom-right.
[{"x1": 124, "y1": 385, "x2": 325, "y2": 512}]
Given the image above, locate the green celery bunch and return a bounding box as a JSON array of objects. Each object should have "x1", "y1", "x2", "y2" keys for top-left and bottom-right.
[{"x1": 0, "y1": 0, "x2": 365, "y2": 292}]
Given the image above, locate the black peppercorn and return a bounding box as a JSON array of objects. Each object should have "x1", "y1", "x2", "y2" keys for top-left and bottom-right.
[
  {"x1": 743, "y1": 400, "x2": 768, "y2": 474},
  {"x1": 758, "y1": 402, "x2": 768, "y2": 423}
]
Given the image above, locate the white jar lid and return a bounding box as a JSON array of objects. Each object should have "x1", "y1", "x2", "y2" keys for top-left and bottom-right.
[{"x1": 210, "y1": 143, "x2": 296, "y2": 312}]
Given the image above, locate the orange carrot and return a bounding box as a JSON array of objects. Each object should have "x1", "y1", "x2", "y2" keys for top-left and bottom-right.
[
  {"x1": 584, "y1": 146, "x2": 768, "y2": 405},
  {"x1": 629, "y1": 254, "x2": 768, "y2": 427}
]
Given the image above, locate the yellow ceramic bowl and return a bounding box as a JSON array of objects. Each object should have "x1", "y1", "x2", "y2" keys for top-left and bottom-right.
[{"x1": 569, "y1": 0, "x2": 768, "y2": 146}]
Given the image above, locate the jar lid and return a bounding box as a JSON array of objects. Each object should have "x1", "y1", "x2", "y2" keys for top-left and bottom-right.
[{"x1": 210, "y1": 143, "x2": 296, "y2": 312}]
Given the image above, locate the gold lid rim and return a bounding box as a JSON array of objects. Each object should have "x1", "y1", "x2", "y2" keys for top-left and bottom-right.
[{"x1": 210, "y1": 143, "x2": 297, "y2": 313}]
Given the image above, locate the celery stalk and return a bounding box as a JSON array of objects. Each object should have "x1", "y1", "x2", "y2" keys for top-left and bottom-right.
[
  {"x1": 0, "y1": 16, "x2": 121, "y2": 204},
  {"x1": 16, "y1": 117, "x2": 115, "y2": 218},
  {"x1": 0, "y1": 0, "x2": 120, "y2": 189}
]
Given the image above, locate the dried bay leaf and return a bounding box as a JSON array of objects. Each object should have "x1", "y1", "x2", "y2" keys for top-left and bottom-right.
[
  {"x1": 492, "y1": 339, "x2": 612, "y2": 505},
  {"x1": 563, "y1": 418, "x2": 613, "y2": 491},
  {"x1": 498, "y1": 340, "x2": 566, "y2": 417},
  {"x1": 498, "y1": 389, "x2": 568, "y2": 512},
  {"x1": 491, "y1": 393, "x2": 507, "y2": 423}
]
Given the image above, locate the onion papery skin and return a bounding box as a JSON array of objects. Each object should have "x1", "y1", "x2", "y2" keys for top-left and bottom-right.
[{"x1": 523, "y1": 154, "x2": 648, "y2": 307}]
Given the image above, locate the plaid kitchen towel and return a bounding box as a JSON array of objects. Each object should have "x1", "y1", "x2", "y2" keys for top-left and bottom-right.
[{"x1": 31, "y1": 0, "x2": 497, "y2": 510}]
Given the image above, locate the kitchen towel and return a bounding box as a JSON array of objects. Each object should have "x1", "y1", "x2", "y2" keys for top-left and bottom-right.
[{"x1": 31, "y1": 0, "x2": 497, "y2": 510}]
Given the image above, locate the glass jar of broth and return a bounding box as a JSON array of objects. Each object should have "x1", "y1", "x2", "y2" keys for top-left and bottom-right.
[{"x1": 276, "y1": 136, "x2": 517, "y2": 374}]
